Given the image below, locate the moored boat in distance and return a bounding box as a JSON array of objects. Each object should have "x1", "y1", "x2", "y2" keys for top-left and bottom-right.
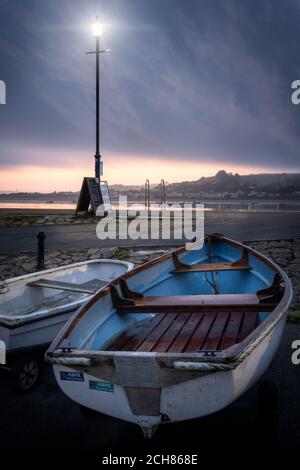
[{"x1": 46, "y1": 235, "x2": 292, "y2": 438}]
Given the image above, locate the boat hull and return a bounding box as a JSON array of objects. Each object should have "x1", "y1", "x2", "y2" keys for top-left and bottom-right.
[
  {"x1": 47, "y1": 236, "x2": 293, "y2": 437},
  {"x1": 1, "y1": 310, "x2": 75, "y2": 353},
  {"x1": 52, "y1": 312, "x2": 286, "y2": 437}
]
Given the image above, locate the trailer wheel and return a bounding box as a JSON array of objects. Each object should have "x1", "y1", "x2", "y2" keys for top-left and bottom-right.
[
  {"x1": 256, "y1": 380, "x2": 278, "y2": 447},
  {"x1": 11, "y1": 356, "x2": 41, "y2": 392}
]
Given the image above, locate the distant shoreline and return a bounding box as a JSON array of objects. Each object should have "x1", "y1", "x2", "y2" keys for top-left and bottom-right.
[
  {"x1": 2, "y1": 198, "x2": 300, "y2": 216},
  {"x1": 0, "y1": 207, "x2": 75, "y2": 215}
]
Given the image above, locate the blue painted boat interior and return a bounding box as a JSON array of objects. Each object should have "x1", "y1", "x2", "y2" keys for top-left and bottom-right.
[
  {"x1": 145, "y1": 242, "x2": 271, "y2": 296},
  {"x1": 72, "y1": 240, "x2": 277, "y2": 352}
]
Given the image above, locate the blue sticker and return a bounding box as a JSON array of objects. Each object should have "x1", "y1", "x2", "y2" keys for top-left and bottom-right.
[
  {"x1": 60, "y1": 371, "x2": 84, "y2": 382},
  {"x1": 89, "y1": 380, "x2": 114, "y2": 393}
]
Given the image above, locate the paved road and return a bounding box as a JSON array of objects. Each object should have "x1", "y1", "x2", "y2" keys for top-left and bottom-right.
[
  {"x1": 1, "y1": 211, "x2": 300, "y2": 252},
  {"x1": 0, "y1": 323, "x2": 299, "y2": 452}
]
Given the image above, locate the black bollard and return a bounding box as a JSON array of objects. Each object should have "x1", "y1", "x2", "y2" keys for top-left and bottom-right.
[{"x1": 36, "y1": 231, "x2": 46, "y2": 270}]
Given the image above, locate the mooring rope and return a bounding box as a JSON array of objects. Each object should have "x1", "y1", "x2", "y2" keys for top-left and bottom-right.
[
  {"x1": 47, "y1": 356, "x2": 92, "y2": 366},
  {"x1": 0, "y1": 282, "x2": 8, "y2": 294},
  {"x1": 173, "y1": 361, "x2": 235, "y2": 371}
]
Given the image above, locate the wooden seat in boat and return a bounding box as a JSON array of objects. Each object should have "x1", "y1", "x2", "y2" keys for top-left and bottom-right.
[
  {"x1": 28, "y1": 278, "x2": 107, "y2": 295},
  {"x1": 171, "y1": 249, "x2": 251, "y2": 273},
  {"x1": 110, "y1": 274, "x2": 283, "y2": 314},
  {"x1": 107, "y1": 310, "x2": 258, "y2": 353},
  {"x1": 110, "y1": 278, "x2": 280, "y2": 314}
]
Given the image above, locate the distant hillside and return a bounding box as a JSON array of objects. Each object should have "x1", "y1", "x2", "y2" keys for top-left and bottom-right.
[
  {"x1": 241, "y1": 173, "x2": 300, "y2": 186},
  {"x1": 148, "y1": 170, "x2": 300, "y2": 196},
  {"x1": 147, "y1": 171, "x2": 300, "y2": 199},
  {"x1": 1, "y1": 171, "x2": 300, "y2": 200}
]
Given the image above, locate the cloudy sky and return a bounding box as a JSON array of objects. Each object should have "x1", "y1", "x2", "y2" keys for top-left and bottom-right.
[{"x1": 1, "y1": 0, "x2": 300, "y2": 191}]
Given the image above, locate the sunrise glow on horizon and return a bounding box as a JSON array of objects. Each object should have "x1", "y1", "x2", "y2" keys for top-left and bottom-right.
[
  {"x1": 2, "y1": 3, "x2": 300, "y2": 194},
  {"x1": 0, "y1": 154, "x2": 296, "y2": 193}
]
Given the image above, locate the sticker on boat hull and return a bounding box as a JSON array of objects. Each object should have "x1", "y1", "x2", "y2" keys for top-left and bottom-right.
[
  {"x1": 60, "y1": 371, "x2": 84, "y2": 382},
  {"x1": 89, "y1": 380, "x2": 114, "y2": 393}
]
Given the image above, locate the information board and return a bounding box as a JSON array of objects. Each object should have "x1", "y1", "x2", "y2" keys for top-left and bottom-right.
[
  {"x1": 100, "y1": 181, "x2": 113, "y2": 213},
  {"x1": 76, "y1": 177, "x2": 112, "y2": 215}
]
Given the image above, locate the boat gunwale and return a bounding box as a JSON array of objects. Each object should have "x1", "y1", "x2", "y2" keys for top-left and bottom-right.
[
  {"x1": 46, "y1": 235, "x2": 293, "y2": 364},
  {"x1": 0, "y1": 304, "x2": 80, "y2": 329},
  {"x1": 0, "y1": 259, "x2": 134, "y2": 327},
  {"x1": 1, "y1": 258, "x2": 134, "y2": 287}
]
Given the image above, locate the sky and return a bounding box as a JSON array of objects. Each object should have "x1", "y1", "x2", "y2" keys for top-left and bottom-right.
[{"x1": 1, "y1": 0, "x2": 300, "y2": 191}]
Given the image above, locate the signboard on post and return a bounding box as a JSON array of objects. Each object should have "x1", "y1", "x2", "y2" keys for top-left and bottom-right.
[
  {"x1": 100, "y1": 181, "x2": 113, "y2": 213},
  {"x1": 76, "y1": 177, "x2": 112, "y2": 216}
]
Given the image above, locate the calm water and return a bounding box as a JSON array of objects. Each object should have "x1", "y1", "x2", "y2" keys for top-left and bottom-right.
[
  {"x1": 0, "y1": 202, "x2": 76, "y2": 210},
  {"x1": 0, "y1": 202, "x2": 208, "y2": 211},
  {"x1": 0, "y1": 201, "x2": 300, "y2": 211}
]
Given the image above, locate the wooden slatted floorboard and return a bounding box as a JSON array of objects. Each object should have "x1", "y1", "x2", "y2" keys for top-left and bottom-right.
[{"x1": 107, "y1": 310, "x2": 258, "y2": 353}]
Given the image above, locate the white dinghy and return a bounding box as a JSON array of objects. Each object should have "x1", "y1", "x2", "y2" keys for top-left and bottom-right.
[
  {"x1": 0, "y1": 258, "x2": 133, "y2": 390},
  {"x1": 46, "y1": 235, "x2": 292, "y2": 437}
]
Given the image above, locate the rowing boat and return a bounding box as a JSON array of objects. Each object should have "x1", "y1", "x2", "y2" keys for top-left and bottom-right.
[
  {"x1": 46, "y1": 235, "x2": 292, "y2": 437},
  {"x1": 0, "y1": 258, "x2": 133, "y2": 354}
]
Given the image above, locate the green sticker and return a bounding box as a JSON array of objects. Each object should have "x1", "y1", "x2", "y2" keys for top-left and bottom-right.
[{"x1": 89, "y1": 380, "x2": 114, "y2": 393}]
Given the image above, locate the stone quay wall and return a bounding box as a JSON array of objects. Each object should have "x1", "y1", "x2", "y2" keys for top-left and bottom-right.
[{"x1": 0, "y1": 239, "x2": 299, "y2": 306}]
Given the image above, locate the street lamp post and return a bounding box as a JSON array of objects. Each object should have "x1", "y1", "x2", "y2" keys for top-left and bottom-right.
[
  {"x1": 95, "y1": 30, "x2": 100, "y2": 181},
  {"x1": 87, "y1": 19, "x2": 110, "y2": 183},
  {"x1": 93, "y1": 21, "x2": 102, "y2": 182},
  {"x1": 76, "y1": 19, "x2": 111, "y2": 216}
]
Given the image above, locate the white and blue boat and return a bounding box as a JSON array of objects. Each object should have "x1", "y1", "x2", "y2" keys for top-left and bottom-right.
[
  {"x1": 46, "y1": 235, "x2": 292, "y2": 437},
  {"x1": 0, "y1": 258, "x2": 133, "y2": 390}
]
